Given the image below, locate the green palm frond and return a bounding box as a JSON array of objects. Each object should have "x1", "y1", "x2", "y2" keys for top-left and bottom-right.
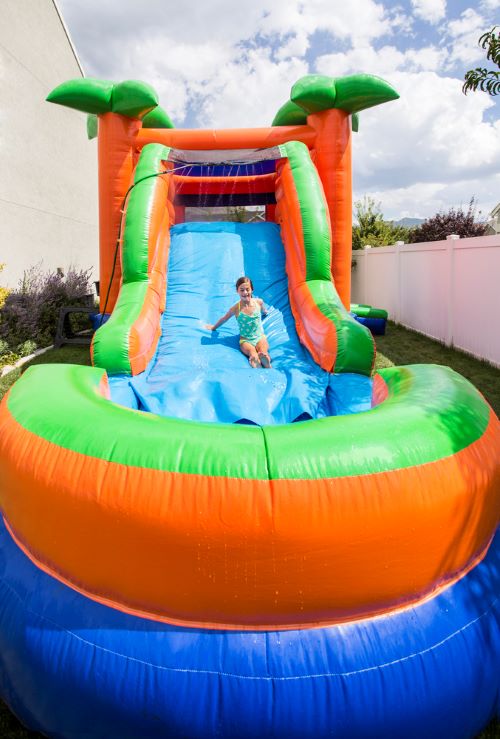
[
  {"x1": 46, "y1": 78, "x2": 114, "y2": 114},
  {"x1": 272, "y1": 100, "x2": 309, "y2": 127},
  {"x1": 142, "y1": 106, "x2": 175, "y2": 129},
  {"x1": 47, "y1": 78, "x2": 162, "y2": 120},
  {"x1": 271, "y1": 73, "x2": 398, "y2": 126},
  {"x1": 111, "y1": 80, "x2": 158, "y2": 118},
  {"x1": 291, "y1": 74, "x2": 399, "y2": 114}
]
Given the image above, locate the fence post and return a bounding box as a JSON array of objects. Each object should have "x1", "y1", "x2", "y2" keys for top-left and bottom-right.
[
  {"x1": 363, "y1": 245, "x2": 371, "y2": 303},
  {"x1": 446, "y1": 234, "x2": 460, "y2": 346},
  {"x1": 395, "y1": 241, "x2": 405, "y2": 324}
]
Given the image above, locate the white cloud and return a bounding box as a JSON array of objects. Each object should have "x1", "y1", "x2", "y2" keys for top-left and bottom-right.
[
  {"x1": 448, "y1": 8, "x2": 484, "y2": 37},
  {"x1": 405, "y1": 46, "x2": 447, "y2": 71},
  {"x1": 479, "y1": 0, "x2": 499, "y2": 13},
  {"x1": 316, "y1": 43, "x2": 448, "y2": 77},
  {"x1": 363, "y1": 174, "x2": 499, "y2": 222},
  {"x1": 274, "y1": 31, "x2": 310, "y2": 61},
  {"x1": 358, "y1": 181, "x2": 445, "y2": 220},
  {"x1": 196, "y1": 49, "x2": 308, "y2": 128},
  {"x1": 57, "y1": 0, "x2": 398, "y2": 124},
  {"x1": 54, "y1": 0, "x2": 500, "y2": 220},
  {"x1": 363, "y1": 70, "x2": 498, "y2": 170},
  {"x1": 59, "y1": 0, "x2": 395, "y2": 69},
  {"x1": 314, "y1": 36, "x2": 500, "y2": 202},
  {"x1": 254, "y1": 0, "x2": 395, "y2": 45},
  {"x1": 385, "y1": 8, "x2": 414, "y2": 35},
  {"x1": 352, "y1": 69, "x2": 500, "y2": 219},
  {"x1": 316, "y1": 45, "x2": 406, "y2": 77},
  {"x1": 301, "y1": 0, "x2": 391, "y2": 43},
  {"x1": 410, "y1": 0, "x2": 446, "y2": 24},
  {"x1": 446, "y1": 9, "x2": 486, "y2": 66}
]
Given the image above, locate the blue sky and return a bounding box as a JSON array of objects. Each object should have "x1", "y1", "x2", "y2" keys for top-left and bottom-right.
[{"x1": 57, "y1": 0, "x2": 499, "y2": 221}]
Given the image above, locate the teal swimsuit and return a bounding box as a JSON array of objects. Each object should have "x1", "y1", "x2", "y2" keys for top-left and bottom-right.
[{"x1": 236, "y1": 300, "x2": 264, "y2": 346}]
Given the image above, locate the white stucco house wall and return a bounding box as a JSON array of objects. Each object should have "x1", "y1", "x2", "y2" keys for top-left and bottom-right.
[{"x1": 0, "y1": 0, "x2": 98, "y2": 289}]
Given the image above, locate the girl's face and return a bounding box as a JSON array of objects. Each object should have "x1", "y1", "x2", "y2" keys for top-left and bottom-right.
[{"x1": 237, "y1": 281, "x2": 252, "y2": 301}]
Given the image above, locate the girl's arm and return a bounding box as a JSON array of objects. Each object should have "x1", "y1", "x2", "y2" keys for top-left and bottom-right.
[
  {"x1": 257, "y1": 298, "x2": 268, "y2": 317},
  {"x1": 206, "y1": 305, "x2": 236, "y2": 331}
]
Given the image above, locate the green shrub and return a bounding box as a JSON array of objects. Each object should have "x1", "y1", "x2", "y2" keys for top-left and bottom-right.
[
  {"x1": 0, "y1": 339, "x2": 38, "y2": 371},
  {"x1": 17, "y1": 340, "x2": 37, "y2": 357},
  {"x1": 352, "y1": 197, "x2": 413, "y2": 249},
  {"x1": 0, "y1": 352, "x2": 20, "y2": 370}
]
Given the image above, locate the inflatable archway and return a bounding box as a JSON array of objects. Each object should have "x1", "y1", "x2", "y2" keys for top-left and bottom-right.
[{"x1": 0, "y1": 74, "x2": 499, "y2": 738}]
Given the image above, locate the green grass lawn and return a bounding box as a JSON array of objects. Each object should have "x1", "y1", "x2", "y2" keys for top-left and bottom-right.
[
  {"x1": 374, "y1": 321, "x2": 500, "y2": 416},
  {"x1": 0, "y1": 329, "x2": 499, "y2": 736}
]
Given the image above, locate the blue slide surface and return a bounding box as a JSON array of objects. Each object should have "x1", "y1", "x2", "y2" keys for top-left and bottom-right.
[{"x1": 109, "y1": 222, "x2": 372, "y2": 424}]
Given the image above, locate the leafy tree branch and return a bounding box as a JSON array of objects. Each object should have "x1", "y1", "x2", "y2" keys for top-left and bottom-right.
[
  {"x1": 463, "y1": 26, "x2": 500, "y2": 96},
  {"x1": 352, "y1": 197, "x2": 412, "y2": 249}
]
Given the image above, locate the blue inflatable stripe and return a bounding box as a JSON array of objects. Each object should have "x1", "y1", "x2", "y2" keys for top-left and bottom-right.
[
  {"x1": 352, "y1": 314, "x2": 387, "y2": 335},
  {"x1": 0, "y1": 517, "x2": 498, "y2": 738},
  {"x1": 173, "y1": 160, "x2": 276, "y2": 177}
]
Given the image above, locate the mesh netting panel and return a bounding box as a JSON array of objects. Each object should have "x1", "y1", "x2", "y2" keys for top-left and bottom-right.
[{"x1": 168, "y1": 147, "x2": 283, "y2": 166}]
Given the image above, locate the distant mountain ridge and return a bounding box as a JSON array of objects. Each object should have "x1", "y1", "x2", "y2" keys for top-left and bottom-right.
[{"x1": 390, "y1": 217, "x2": 425, "y2": 227}]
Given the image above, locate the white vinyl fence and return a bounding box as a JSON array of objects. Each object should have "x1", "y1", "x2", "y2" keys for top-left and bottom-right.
[{"x1": 351, "y1": 234, "x2": 500, "y2": 368}]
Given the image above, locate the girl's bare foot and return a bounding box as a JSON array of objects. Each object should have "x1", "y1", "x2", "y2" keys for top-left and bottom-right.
[
  {"x1": 249, "y1": 355, "x2": 261, "y2": 368},
  {"x1": 258, "y1": 352, "x2": 272, "y2": 368}
]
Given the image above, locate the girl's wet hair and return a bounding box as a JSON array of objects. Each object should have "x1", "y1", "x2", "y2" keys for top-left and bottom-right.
[{"x1": 236, "y1": 276, "x2": 253, "y2": 291}]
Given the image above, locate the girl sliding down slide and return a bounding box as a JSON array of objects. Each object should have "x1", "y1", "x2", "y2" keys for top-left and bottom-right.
[{"x1": 207, "y1": 276, "x2": 272, "y2": 368}]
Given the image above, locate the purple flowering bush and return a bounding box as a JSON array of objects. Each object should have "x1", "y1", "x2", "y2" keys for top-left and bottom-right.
[
  {"x1": 0, "y1": 264, "x2": 94, "y2": 356},
  {"x1": 409, "y1": 199, "x2": 487, "y2": 242}
]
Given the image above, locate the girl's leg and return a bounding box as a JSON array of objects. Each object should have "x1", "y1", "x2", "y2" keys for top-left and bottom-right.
[
  {"x1": 256, "y1": 337, "x2": 271, "y2": 368},
  {"x1": 240, "y1": 341, "x2": 261, "y2": 368}
]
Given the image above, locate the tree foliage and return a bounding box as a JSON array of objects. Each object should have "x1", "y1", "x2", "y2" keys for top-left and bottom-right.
[
  {"x1": 463, "y1": 26, "x2": 500, "y2": 96},
  {"x1": 352, "y1": 197, "x2": 412, "y2": 249},
  {"x1": 408, "y1": 199, "x2": 487, "y2": 243}
]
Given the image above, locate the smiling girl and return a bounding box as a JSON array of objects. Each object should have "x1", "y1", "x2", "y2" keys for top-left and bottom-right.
[{"x1": 206, "y1": 276, "x2": 272, "y2": 368}]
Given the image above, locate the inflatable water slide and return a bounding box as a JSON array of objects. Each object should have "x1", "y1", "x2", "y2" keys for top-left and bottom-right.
[{"x1": 0, "y1": 75, "x2": 499, "y2": 738}]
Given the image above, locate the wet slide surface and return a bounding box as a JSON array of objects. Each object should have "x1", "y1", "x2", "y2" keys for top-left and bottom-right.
[{"x1": 109, "y1": 222, "x2": 372, "y2": 425}]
